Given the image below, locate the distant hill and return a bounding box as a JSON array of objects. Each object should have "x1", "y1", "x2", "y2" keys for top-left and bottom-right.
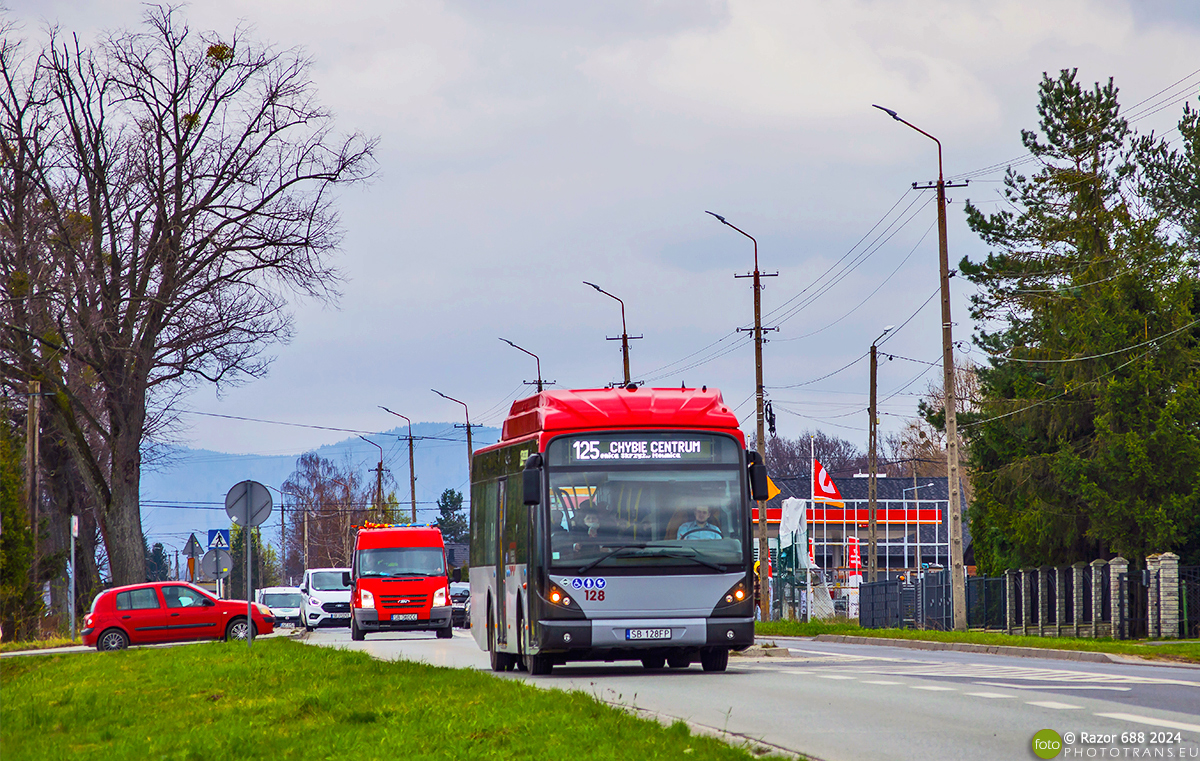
[{"x1": 140, "y1": 422, "x2": 500, "y2": 553}]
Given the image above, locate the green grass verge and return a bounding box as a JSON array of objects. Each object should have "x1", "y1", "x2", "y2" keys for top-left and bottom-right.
[
  {"x1": 755, "y1": 620, "x2": 1200, "y2": 663},
  {"x1": 1, "y1": 637, "x2": 81, "y2": 653},
  {"x1": 1, "y1": 638, "x2": 780, "y2": 760}
]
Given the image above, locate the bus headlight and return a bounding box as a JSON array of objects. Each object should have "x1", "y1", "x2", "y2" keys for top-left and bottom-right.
[{"x1": 359, "y1": 589, "x2": 375, "y2": 608}]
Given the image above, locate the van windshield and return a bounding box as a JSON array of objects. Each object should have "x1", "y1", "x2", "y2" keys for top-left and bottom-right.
[
  {"x1": 358, "y1": 548, "x2": 445, "y2": 577},
  {"x1": 311, "y1": 572, "x2": 349, "y2": 591},
  {"x1": 262, "y1": 593, "x2": 302, "y2": 608}
]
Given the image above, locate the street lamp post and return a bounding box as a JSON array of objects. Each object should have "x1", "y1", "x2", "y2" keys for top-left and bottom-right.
[
  {"x1": 500, "y1": 338, "x2": 548, "y2": 392},
  {"x1": 874, "y1": 104, "x2": 968, "y2": 630},
  {"x1": 583, "y1": 281, "x2": 641, "y2": 386},
  {"x1": 380, "y1": 407, "x2": 418, "y2": 524},
  {"x1": 707, "y1": 210, "x2": 777, "y2": 622},
  {"x1": 432, "y1": 389, "x2": 474, "y2": 476},
  {"x1": 868, "y1": 325, "x2": 893, "y2": 584}
]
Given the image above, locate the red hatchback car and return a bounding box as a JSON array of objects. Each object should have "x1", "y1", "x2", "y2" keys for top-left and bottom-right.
[{"x1": 82, "y1": 581, "x2": 275, "y2": 651}]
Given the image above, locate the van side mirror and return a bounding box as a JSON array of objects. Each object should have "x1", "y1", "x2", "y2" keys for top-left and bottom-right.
[
  {"x1": 746, "y1": 450, "x2": 770, "y2": 502},
  {"x1": 452, "y1": 568, "x2": 462, "y2": 583},
  {"x1": 342, "y1": 571, "x2": 352, "y2": 587},
  {"x1": 522, "y1": 453, "x2": 543, "y2": 506}
]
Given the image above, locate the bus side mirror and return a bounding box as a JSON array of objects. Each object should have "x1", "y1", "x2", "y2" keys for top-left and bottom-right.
[
  {"x1": 523, "y1": 453, "x2": 543, "y2": 506},
  {"x1": 342, "y1": 571, "x2": 352, "y2": 587},
  {"x1": 746, "y1": 451, "x2": 769, "y2": 502},
  {"x1": 452, "y1": 568, "x2": 462, "y2": 583}
]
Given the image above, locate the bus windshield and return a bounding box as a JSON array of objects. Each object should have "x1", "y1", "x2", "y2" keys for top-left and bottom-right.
[{"x1": 546, "y1": 464, "x2": 745, "y2": 570}]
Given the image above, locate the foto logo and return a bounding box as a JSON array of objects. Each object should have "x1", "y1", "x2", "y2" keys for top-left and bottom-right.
[{"x1": 1032, "y1": 729, "x2": 1062, "y2": 759}]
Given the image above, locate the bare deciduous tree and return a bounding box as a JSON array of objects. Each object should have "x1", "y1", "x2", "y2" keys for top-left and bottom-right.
[{"x1": 0, "y1": 8, "x2": 376, "y2": 584}]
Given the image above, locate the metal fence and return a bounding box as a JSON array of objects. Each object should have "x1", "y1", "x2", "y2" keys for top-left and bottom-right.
[
  {"x1": 1182, "y1": 566, "x2": 1200, "y2": 639},
  {"x1": 859, "y1": 573, "x2": 1005, "y2": 631}
]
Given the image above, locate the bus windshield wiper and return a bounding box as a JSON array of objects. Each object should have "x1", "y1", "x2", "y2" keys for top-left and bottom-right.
[
  {"x1": 577, "y1": 544, "x2": 725, "y2": 573},
  {"x1": 577, "y1": 543, "x2": 648, "y2": 574}
]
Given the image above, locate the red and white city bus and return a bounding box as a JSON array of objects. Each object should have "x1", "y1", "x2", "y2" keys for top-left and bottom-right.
[{"x1": 469, "y1": 387, "x2": 769, "y2": 675}]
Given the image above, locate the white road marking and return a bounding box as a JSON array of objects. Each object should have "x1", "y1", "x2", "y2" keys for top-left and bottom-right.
[
  {"x1": 817, "y1": 674, "x2": 857, "y2": 680},
  {"x1": 1094, "y1": 713, "x2": 1200, "y2": 733},
  {"x1": 1026, "y1": 701, "x2": 1082, "y2": 710},
  {"x1": 975, "y1": 681, "x2": 1130, "y2": 692},
  {"x1": 862, "y1": 680, "x2": 902, "y2": 685},
  {"x1": 964, "y1": 692, "x2": 1015, "y2": 699},
  {"x1": 910, "y1": 685, "x2": 956, "y2": 691}
]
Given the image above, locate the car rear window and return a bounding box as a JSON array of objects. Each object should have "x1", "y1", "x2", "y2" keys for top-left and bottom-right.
[{"x1": 115, "y1": 587, "x2": 160, "y2": 610}]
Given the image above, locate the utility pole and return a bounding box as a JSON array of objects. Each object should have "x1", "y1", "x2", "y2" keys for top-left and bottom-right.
[
  {"x1": 707, "y1": 211, "x2": 777, "y2": 622},
  {"x1": 25, "y1": 380, "x2": 40, "y2": 594},
  {"x1": 874, "y1": 104, "x2": 969, "y2": 630},
  {"x1": 867, "y1": 326, "x2": 893, "y2": 584},
  {"x1": 583, "y1": 282, "x2": 642, "y2": 386},
  {"x1": 359, "y1": 436, "x2": 386, "y2": 523},
  {"x1": 382, "y1": 408, "x2": 418, "y2": 524}
]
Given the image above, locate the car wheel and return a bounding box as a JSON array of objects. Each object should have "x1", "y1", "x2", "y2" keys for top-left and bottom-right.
[
  {"x1": 700, "y1": 647, "x2": 729, "y2": 672},
  {"x1": 641, "y1": 655, "x2": 666, "y2": 670},
  {"x1": 225, "y1": 617, "x2": 251, "y2": 642},
  {"x1": 667, "y1": 651, "x2": 691, "y2": 669},
  {"x1": 350, "y1": 616, "x2": 365, "y2": 641},
  {"x1": 97, "y1": 628, "x2": 129, "y2": 651}
]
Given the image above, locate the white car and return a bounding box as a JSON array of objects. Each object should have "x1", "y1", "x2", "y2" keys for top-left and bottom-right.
[
  {"x1": 300, "y1": 568, "x2": 351, "y2": 630},
  {"x1": 257, "y1": 586, "x2": 303, "y2": 627}
]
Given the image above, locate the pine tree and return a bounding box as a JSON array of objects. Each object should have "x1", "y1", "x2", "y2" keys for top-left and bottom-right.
[
  {"x1": 435, "y1": 489, "x2": 468, "y2": 544},
  {"x1": 960, "y1": 70, "x2": 1200, "y2": 572}
]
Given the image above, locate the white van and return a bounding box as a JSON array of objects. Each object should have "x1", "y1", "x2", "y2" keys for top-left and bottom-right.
[
  {"x1": 257, "y1": 586, "x2": 304, "y2": 627},
  {"x1": 300, "y1": 568, "x2": 351, "y2": 630}
]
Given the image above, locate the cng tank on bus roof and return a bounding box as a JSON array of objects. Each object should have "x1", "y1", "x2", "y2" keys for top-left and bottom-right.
[{"x1": 498, "y1": 387, "x2": 743, "y2": 444}]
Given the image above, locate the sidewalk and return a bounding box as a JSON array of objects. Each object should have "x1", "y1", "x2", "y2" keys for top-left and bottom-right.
[{"x1": 760, "y1": 633, "x2": 1200, "y2": 669}]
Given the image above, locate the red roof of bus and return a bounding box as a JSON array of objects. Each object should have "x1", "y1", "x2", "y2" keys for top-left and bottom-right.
[{"x1": 492, "y1": 387, "x2": 744, "y2": 450}]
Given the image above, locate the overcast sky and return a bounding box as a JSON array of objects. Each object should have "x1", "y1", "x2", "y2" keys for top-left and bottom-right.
[{"x1": 10, "y1": 0, "x2": 1200, "y2": 459}]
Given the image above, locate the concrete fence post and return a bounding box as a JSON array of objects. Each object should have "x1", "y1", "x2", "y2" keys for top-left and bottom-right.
[
  {"x1": 1022, "y1": 568, "x2": 1035, "y2": 636},
  {"x1": 1110, "y1": 557, "x2": 1129, "y2": 639},
  {"x1": 1038, "y1": 566, "x2": 1052, "y2": 637},
  {"x1": 1091, "y1": 559, "x2": 1108, "y2": 638},
  {"x1": 1146, "y1": 554, "x2": 1162, "y2": 639},
  {"x1": 1072, "y1": 562, "x2": 1086, "y2": 638},
  {"x1": 1055, "y1": 566, "x2": 1068, "y2": 637},
  {"x1": 1005, "y1": 569, "x2": 1018, "y2": 635},
  {"x1": 1159, "y1": 553, "x2": 1180, "y2": 639}
]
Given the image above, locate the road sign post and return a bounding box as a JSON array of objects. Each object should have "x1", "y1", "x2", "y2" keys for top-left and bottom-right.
[{"x1": 225, "y1": 481, "x2": 273, "y2": 647}]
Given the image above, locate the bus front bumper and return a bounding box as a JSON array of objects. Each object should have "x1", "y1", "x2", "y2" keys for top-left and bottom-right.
[{"x1": 540, "y1": 617, "x2": 753, "y2": 650}]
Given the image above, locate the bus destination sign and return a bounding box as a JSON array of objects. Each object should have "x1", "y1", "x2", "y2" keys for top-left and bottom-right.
[{"x1": 554, "y1": 433, "x2": 744, "y2": 466}]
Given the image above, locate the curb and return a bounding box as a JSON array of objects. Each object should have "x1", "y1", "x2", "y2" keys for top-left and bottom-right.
[
  {"x1": 602, "y1": 699, "x2": 814, "y2": 760},
  {"x1": 809, "y1": 634, "x2": 1196, "y2": 666}
]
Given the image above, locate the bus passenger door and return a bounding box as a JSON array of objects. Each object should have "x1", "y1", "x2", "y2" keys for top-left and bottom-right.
[{"x1": 495, "y1": 478, "x2": 507, "y2": 646}]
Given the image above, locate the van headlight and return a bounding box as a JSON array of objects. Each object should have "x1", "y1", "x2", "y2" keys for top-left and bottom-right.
[
  {"x1": 359, "y1": 589, "x2": 375, "y2": 608},
  {"x1": 433, "y1": 588, "x2": 447, "y2": 607}
]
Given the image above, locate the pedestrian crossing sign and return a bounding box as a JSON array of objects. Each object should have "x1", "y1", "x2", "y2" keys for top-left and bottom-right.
[{"x1": 208, "y1": 529, "x2": 230, "y2": 550}]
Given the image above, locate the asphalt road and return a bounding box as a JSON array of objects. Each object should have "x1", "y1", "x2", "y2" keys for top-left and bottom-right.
[{"x1": 305, "y1": 627, "x2": 1200, "y2": 761}]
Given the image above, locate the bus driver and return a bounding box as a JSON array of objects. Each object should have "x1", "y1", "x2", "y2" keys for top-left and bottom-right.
[{"x1": 676, "y1": 507, "x2": 722, "y2": 540}]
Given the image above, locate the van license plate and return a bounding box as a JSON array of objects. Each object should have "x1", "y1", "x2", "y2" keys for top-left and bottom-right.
[
  {"x1": 330, "y1": 613, "x2": 350, "y2": 618},
  {"x1": 391, "y1": 613, "x2": 418, "y2": 622},
  {"x1": 626, "y1": 628, "x2": 671, "y2": 641}
]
